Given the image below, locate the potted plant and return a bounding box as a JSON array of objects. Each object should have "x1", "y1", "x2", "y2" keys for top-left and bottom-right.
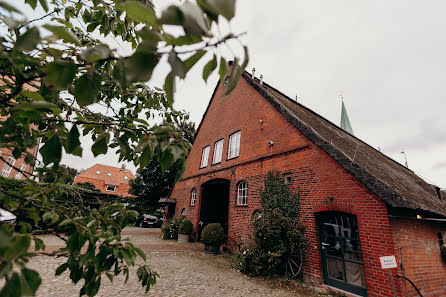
[
  {"x1": 201, "y1": 223, "x2": 225, "y2": 255},
  {"x1": 161, "y1": 217, "x2": 183, "y2": 240},
  {"x1": 178, "y1": 220, "x2": 193, "y2": 242}
]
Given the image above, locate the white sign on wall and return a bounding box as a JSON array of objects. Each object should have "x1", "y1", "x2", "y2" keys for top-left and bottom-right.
[{"x1": 380, "y1": 255, "x2": 397, "y2": 269}]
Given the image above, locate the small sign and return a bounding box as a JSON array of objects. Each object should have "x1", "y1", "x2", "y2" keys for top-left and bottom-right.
[{"x1": 380, "y1": 255, "x2": 397, "y2": 269}]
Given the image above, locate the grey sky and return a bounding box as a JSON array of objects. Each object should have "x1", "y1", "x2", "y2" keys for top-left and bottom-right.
[{"x1": 13, "y1": 1, "x2": 445, "y2": 187}]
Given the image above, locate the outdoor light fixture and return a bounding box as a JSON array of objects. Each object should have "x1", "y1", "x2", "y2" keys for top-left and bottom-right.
[{"x1": 329, "y1": 196, "x2": 334, "y2": 201}]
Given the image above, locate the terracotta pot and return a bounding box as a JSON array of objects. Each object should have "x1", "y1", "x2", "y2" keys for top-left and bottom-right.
[
  {"x1": 178, "y1": 234, "x2": 190, "y2": 243},
  {"x1": 204, "y1": 244, "x2": 220, "y2": 255}
]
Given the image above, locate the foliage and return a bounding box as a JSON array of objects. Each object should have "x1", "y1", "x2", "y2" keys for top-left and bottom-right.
[
  {"x1": 178, "y1": 220, "x2": 193, "y2": 236},
  {"x1": 238, "y1": 171, "x2": 306, "y2": 277},
  {"x1": 75, "y1": 181, "x2": 100, "y2": 192},
  {"x1": 201, "y1": 223, "x2": 225, "y2": 247},
  {"x1": 161, "y1": 217, "x2": 183, "y2": 240},
  {"x1": 0, "y1": 176, "x2": 156, "y2": 296},
  {"x1": 0, "y1": 0, "x2": 248, "y2": 295},
  {"x1": 129, "y1": 117, "x2": 196, "y2": 214},
  {"x1": 36, "y1": 164, "x2": 78, "y2": 184},
  {"x1": 441, "y1": 246, "x2": 446, "y2": 260}
]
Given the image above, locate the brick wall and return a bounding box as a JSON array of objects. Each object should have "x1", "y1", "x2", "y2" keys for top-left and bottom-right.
[
  {"x1": 390, "y1": 218, "x2": 446, "y2": 297},
  {"x1": 0, "y1": 147, "x2": 36, "y2": 179}
]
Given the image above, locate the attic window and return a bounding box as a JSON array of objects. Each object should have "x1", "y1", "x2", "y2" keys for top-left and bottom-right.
[
  {"x1": 124, "y1": 176, "x2": 128, "y2": 180},
  {"x1": 224, "y1": 76, "x2": 229, "y2": 86},
  {"x1": 107, "y1": 173, "x2": 112, "y2": 176},
  {"x1": 96, "y1": 170, "x2": 101, "y2": 174},
  {"x1": 106, "y1": 184, "x2": 116, "y2": 192}
]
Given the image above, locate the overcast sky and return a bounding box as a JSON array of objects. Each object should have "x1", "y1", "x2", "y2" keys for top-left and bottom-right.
[{"x1": 14, "y1": 1, "x2": 446, "y2": 187}]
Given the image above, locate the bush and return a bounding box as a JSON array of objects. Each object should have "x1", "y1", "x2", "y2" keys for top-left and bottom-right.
[
  {"x1": 201, "y1": 223, "x2": 225, "y2": 246},
  {"x1": 161, "y1": 217, "x2": 183, "y2": 240},
  {"x1": 179, "y1": 220, "x2": 193, "y2": 235},
  {"x1": 238, "y1": 170, "x2": 306, "y2": 277}
]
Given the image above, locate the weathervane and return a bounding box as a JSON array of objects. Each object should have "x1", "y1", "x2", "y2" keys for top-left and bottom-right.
[{"x1": 401, "y1": 148, "x2": 409, "y2": 168}]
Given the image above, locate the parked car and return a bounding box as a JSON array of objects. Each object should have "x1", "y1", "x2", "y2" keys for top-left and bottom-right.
[
  {"x1": 134, "y1": 214, "x2": 163, "y2": 228},
  {"x1": 0, "y1": 208, "x2": 16, "y2": 224}
]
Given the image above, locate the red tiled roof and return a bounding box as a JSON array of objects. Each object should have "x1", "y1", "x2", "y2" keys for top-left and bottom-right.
[{"x1": 75, "y1": 164, "x2": 135, "y2": 186}]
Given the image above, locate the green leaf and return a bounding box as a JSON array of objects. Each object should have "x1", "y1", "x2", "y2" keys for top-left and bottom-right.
[
  {"x1": 39, "y1": 0, "x2": 48, "y2": 12},
  {"x1": 137, "y1": 27, "x2": 162, "y2": 43},
  {"x1": 218, "y1": 57, "x2": 228, "y2": 82},
  {"x1": 139, "y1": 141, "x2": 154, "y2": 169},
  {"x1": 119, "y1": 1, "x2": 157, "y2": 27},
  {"x1": 67, "y1": 231, "x2": 86, "y2": 253},
  {"x1": 184, "y1": 50, "x2": 206, "y2": 72},
  {"x1": 197, "y1": 0, "x2": 235, "y2": 21},
  {"x1": 133, "y1": 247, "x2": 147, "y2": 262},
  {"x1": 159, "y1": 150, "x2": 174, "y2": 173},
  {"x1": 21, "y1": 90, "x2": 44, "y2": 101},
  {"x1": 92, "y1": 136, "x2": 108, "y2": 156},
  {"x1": 178, "y1": 2, "x2": 208, "y2": 35},
  {"x1": 12, "y1": 101, "x2": 59, "y2": 113},
  {"x1": 105, "y1": 272, "x2": 114, "y2": 282},
  {"x1": 43, "y1": 24, "x2": 80, "y2": 45},
  {"x1": 74, "y1": 72, "x2": 101, "y2": 106},
  {"x1": 168, "y1": 50, "x2": 186, "y2": 79},
  {"x1": 124, "y1": 50, "x2": 159, "y2": 83},
  {"x1": 55, "y1": 263, "x2": 69, "y2": 276},
  {"x1": 14, "y1": 27, "x2": 40, "y2": 52},
  {"x1": 42, "y1": 211, "x2": 59, "y2": 225},
  {"x1": 20, "y1": 268, "x2": 41, "y2": 296},
  {"x1": 40, "y1": 135, "x2": 62, "y2": 165},
  {"x1": 44, "y1": 60, "x2": 77, "y2": 90},
  {"x1": 25, "y1": 0, "x2": 37, "y2": 9},
  {"x1": 202, "y1": 55, "x2": 217, "y2": 82},
  {"x1": 159, "y1": 6, "x2": 183, "y2": 26},
  {"x1": 33, "y1": 237, "x2": 45, "y2": 251},
  {"x1": 66, "y1": 125, "x2": 81, "y2": 155},
  {"x1": 163, "y1": 74, "x2": 175, "y2": 106},
  {"x1": 0, "y1": 272, "x2": 21, "y2": 297},
  {"x1": 4, "y1": 235, "x2": 31, "y2": 261},
  {"x1": 0, "y1": 1, "x2": 22, "y2": 13},
  {"x1": 80, "y1": 44, "x2": 111, "y2": 63}
]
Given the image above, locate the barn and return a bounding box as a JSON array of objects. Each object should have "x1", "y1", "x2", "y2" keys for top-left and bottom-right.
[{"x1": 167, "y1": 66, "x2": 446, "y2": 297}]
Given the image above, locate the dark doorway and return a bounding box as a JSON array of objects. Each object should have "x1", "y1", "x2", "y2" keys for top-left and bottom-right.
[
  {"x1": 198, "y1": 179, "x2": 230, "y2": 239},
  {"x1": 317, "y1": 212, "x2": 367, "y2": 297}
]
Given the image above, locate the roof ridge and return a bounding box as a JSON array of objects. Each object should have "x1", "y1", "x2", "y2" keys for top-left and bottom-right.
[{"x1": 242, "y1": 71, "x2": 417, "y2": 176}]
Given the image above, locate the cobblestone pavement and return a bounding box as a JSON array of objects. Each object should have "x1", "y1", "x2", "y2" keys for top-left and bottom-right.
[{"x1": 29, "y1": 227, "x2": 317, "y2": 297}]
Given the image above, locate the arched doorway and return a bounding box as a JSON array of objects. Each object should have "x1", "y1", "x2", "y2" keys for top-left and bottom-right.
[{"x1": 198, "y1": 178, "x2": 230, "y2": 239}]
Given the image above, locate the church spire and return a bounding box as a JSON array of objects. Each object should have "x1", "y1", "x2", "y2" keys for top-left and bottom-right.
[{"x1": 339, "y1": 93, "x2": 354, "y2": 135}]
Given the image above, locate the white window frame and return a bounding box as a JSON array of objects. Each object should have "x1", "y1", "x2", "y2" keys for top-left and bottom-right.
[
  {"x1": 212, "y1": 139, "x2": 224, "y2": 164},
  {"x1": 15, "y1": 164, "x2": 27, "y2": 179},
  {"x1": 106, "y1": 184, "x2": 116, "y2": 192},
  {"x1": 191, "y1": 188, "x2": 197, "y2": 206},
  {"x1": 237, "y1": 181, "x2": 248, "y2": 205},
  {"x1": 200, "y1": 146, "x2": 210, "y2": 168},
  {"x1": 1, "y1": 156, "x2": 16, "y2": 177},
  {"x1": 228, "y1": 131, "x2": 241, "y2": 159}
]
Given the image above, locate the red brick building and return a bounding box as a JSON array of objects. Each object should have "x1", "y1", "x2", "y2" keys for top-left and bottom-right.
[
  {"x1": 74, "y1": 164, "x2": 134, "y2": 197},
  {"x1": 169, "y1": 68, "x2": 446, "y2": 297},
  {"x1": 0, "y1": 146, "x2": 38, "y2": 180}
]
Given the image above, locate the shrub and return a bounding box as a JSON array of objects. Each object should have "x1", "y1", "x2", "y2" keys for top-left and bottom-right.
[
  {"x1": 161, "y1": 217, "x2": 183, "y2": 240},
  {"x1": 179, "y1": 220, "x2": 193, "y2": 235},
  {"x1": 201, "y1": 223, "x2": 225, "y2": 246},
  {"x1": 238, "y1": 170, "x2": 306, "y2": 277}
]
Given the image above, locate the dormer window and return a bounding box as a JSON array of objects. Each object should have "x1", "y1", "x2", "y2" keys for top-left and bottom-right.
[
  {"x1": 200, "y1": 146, "x2": 210, "y2": 168},
  {"x1": 96, "y1": 170, "x2": 101, "y2": 174},
  {"x1": 107, "y1": 173, "x2": 111, "y2": 176},
  {"x1": 124, "y1": 176, "x2": 128, "y2": 180},
  {"x1": 228, "y1": 131, "x2": 241, "y2": 159},
  {"x1": 106, "y1": 184, "x2": 116, "y2": 192}
]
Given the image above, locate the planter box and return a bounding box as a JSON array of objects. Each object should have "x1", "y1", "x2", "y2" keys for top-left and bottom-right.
[
  {"x1": 178, "y1": 234, "x2": 190, "y2": 243},
  {"x1": 204, "y1": 244, "x2": 220, "y2": 255}
]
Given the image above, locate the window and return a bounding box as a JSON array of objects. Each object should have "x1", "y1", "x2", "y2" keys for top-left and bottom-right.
[
  {"x1": 96, "y1": 170, "x2": 101, "y2": 174},
  {"x1": 191, "y1": 188, "x2": 197, "y2": 206},
  {"x1": 228, "y1": 131, "x2": 241, "y2": 159},
  {"x1": 15, "y1": 164, "x2": 26, "y2": 179},
  {"x1": 124, "y1": 176, "x2": 128, "y2": 180},
  {"x1": 1, "y1": 156, "x2": 16, "y2": 177},
  {"x1": 200, "y1": 146, "x2": 210, "y2": 168},
  {"x1": 283, "y1": 173, "x2": 292, "y2": 185},
  {"x1": 181, "y1": 208, "x2": 186, "y2": 216},
  {"x1": 107, "y1": 173, "x2": 111, "y2": 176},
  {"x1": 237, "y1": 181, "x2": 248, "y2": 205},
  {"x1": 106, "y1": 184, "x2": 116, "y2": 192},
  {"x1": 212, "y1": 139, "x2": 224, "y2": 164}
]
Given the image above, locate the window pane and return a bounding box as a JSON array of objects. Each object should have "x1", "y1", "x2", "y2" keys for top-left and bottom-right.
[
  {"x1": 213, "y1": 140, "x2": 223, "y2": 164},
  {"x1": 345, "y1": 262, "x2": 366, "y2": 287},
  {"x1": 201, "y1": 146, "x2": 210, "y2": 167},
  {"x1": 228, "y1": 131, "x2": 241, "y2": 159},
  {"x1": 326, "y1": 258, "x2": 344, "y2": 281}
]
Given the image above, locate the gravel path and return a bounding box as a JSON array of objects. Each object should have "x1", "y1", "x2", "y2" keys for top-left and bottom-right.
[{"x1": 28, "y1": 227, "x2": 317, "y2": 297}]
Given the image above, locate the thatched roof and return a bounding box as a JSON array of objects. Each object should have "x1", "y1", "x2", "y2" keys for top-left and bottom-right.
[{"x1": 242, "y1": 72, "x2": 446, "y2": 217}]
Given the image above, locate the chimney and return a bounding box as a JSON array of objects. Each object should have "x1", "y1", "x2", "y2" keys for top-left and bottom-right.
[
  {"x1": 121, "y1": 164, "x2": 126, "y2": 169},
  {"x1": 260, "y1": 74, "x2": 263, "y2": 85},
  {"x1": 252, "y1": 68, "x2": 255, "y2": 79}
]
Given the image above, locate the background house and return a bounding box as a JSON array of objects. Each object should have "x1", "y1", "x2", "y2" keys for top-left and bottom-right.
[
  {"x1": 74, "y1": 164, "x2": 135, "y2": 197},
  {"x1": 169, "y1": 67, "x2": 446, "y2": 297}
]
